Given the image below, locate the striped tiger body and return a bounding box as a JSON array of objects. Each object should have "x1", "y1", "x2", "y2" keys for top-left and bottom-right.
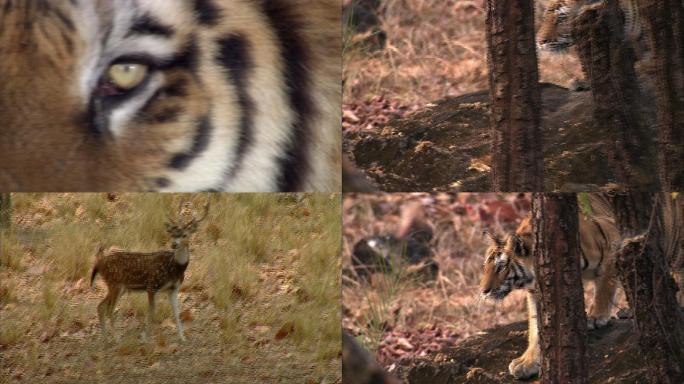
[
  {"x1": 480, "y1": 194, "x2": 620, "y2": 379},
  {"x1": 0, "y1": 0, "x2": 341, "y2": 191},
  {"x1": 537, "y1": 0, "x2": 643, "y2": 53}
]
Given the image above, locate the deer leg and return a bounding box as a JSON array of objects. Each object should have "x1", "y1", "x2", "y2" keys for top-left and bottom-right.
[
  {"x1": 108, "y1": 287, "x2": 124, "y2": 341},
  {"x1": 98, "y1": 285, "x2": 121, "y2": 343},
  {"x1": 143, "y1": 290, "x2": 156, "y2": 342},
  {"x1": 168, "y1": 287, "x2": 186, "y2": 342},
  {"x1": 97, "y1": 296, "x2": 109, "y2": 342}
]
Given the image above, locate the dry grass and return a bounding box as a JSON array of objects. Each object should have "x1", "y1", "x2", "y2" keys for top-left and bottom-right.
[
  {"x1": 342, "y1": 193, "x2": 530, "y2": 359},
  {"x1": 0, "y1": 193, "x2": 341, "y2": 383},
  {"x1": 344, "y1": 0, "x2": 584, "y2": 109},
  {"x1": 0, "y1": 231, "x2": 23, "y2": 271}
]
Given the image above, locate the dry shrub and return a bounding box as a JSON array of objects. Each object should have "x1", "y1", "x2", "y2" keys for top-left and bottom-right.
[
  {"x1": 0, "y1": 277, "x2": 16, "y2": 306},
  {"x1": 0, "y1": 231, "x2": 22, "y2": 271},
  {"x1": 0, "y1": 322, "x2": 25, "y2": 347},
  {"x1": 47, "y1": 224, "x2": 98, "y2": 281}
]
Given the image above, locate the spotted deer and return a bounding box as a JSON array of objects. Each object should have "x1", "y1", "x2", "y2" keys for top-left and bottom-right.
[{"x1": 91, "y1": 200, "x2": 209, "y2": 343}]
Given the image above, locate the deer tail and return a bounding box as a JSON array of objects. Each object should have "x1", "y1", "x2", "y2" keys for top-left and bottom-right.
[{"x1": 90, "y1": 264, "x2": 99, "y2": 288}]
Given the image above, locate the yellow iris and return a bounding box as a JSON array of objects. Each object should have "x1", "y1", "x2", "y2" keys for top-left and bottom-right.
[{"x1": 107, "y1": 63, "x2": 149, "y2": 90}]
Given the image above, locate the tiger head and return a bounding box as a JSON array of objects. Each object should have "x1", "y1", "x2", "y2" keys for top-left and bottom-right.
[
  {"x1": 480, "y1": 219, "x2": 535, "y2": 301},
  {"x1": 537, "y1": 0, "x2": 579, "y2": 52},
  {"x1": 0, "y1": 1, "x2": 220, "y2": 191},
  {"x1": 0, "y1": 0, "x2": 341, "y2": 191}
]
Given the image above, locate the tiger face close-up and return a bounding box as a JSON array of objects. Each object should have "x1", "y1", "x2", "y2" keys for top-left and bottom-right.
[
  {"x1": 0, "y1": 0, "x2": 341, "y2": 192},
  {"x1": 537, "y1": 0, "x2": 643, "y2": 53},
  {"x1": 480, "y1": 194, "x2": 621, "y2": 380}
]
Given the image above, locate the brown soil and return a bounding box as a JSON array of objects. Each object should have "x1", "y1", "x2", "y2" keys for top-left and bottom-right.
[
  {"x1": 345, "y1": 82, "x2": 659, "y2": 192},
  {"x1": 400, "y1": 315, "x2": 667, "y2": 383}
]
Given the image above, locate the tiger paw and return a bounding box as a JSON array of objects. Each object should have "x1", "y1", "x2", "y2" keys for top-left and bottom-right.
[
  {"x1": 568, "y1": 78, "x2": 590, "y2": 92},
  {"x1": 587, "y1": 316, "x2": 611, "y2": 330},
  {"x1": 509, "y1": 354, "x2": 540, "y2": 380}
]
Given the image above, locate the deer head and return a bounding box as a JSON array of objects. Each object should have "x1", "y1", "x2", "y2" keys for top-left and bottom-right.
[{"x1": 165, "y1": 198, "x2": 210, "y2": 249}]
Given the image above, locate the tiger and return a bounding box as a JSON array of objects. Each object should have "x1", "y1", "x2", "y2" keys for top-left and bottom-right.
[
  {"x1": 480, "y1": 193, "x2": 621, "y2": 380},
  {"x1": 0, "y1": 0, "x2": 341, "y2": 192},
  {"x1": 537, "y1": 0, "x2": 643, "y2": 53}
]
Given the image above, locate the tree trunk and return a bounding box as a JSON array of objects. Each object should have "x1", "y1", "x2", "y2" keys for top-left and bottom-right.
[
  {"x1": 486, "y1": 0, "x2": 543, "y2": 191},
  {"x1": 342, "y1": 331, "x2": 399, "y2": 384},
  {"x1": 638, "y1": 0, "x2": 684, "y2": 190},
  {"x1": 609, "y1": 192, "x2": 684, "y2": 383},
  {"x1": 662, "y1": 194, "x2": 684, "y2": 300},
  {"x1": 573, "y1": 0, "x2": 657, "y2": 188},
  {"x1": 0, "y1": 193, "x2": 11, "y2": 230},
  {"x1": 532, "y1": 193, "x2": 588, "y2": 384}
]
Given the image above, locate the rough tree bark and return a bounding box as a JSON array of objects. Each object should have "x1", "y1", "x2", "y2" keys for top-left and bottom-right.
[
  {"x1": 0, "y1": 193, "x2": 11, "y2": 230},
  {"x1": 486, "y1": 0, "x2": 543, "y2": 191},
  {"x1": 573, "y1": 0, "x2": 656, "y2": 188},
  {"x1": 532, "y1": 193, "x2": 588, "y2": 384},
  {"x1": 609, "y1": 192, "x2": 684, "y2": 383},
  {"x1": 638, "y1": 0, "x2": 684, "y2": 190},
  {"x1": 662, "y1": 193, "x2": 684, "y2": 305}
]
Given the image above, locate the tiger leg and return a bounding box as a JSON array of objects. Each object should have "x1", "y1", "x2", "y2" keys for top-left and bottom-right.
[
  {"x1": 587, "y1": 275, "x2": 618, "y2": 330},
  {"x1": 509, "y1": 290, "x2": 541, "y2": 379}
]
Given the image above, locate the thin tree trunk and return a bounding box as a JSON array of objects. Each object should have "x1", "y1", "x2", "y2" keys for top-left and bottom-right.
[
  {"x1": 0, "y1": 193, "x2": 11, "y2": 230},
  {"x1": 573, "y1": 0, "x2": 657, "y2": 188},
  {"x1": 638, "y1": 0, "x2": 684, "y2": 190},
  {"x1": 609, "y1": 192, "x2": 684, "y2": 383},
  {"x1": 532, "y1": 193, "x2": 588, "y2": 384},
  {"x1": 486, "y1": 0, "x2": 543, "y2": 191}
]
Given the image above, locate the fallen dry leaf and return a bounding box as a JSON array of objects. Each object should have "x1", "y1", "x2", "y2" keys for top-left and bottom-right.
[{"x1": 275, "y1": 322, "x2": 295, "y2": 341}]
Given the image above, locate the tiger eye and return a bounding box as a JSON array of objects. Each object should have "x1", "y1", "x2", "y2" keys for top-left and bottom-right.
[{"x1": 107, "y1": 63, "x2": 149, "y2": 90}]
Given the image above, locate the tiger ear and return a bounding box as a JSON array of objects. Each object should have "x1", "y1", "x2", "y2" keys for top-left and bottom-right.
[
  {"x1": 483, "y1": 230, "x2": 502, "y2": 246},
  {"x1": 505, "y1": 234, "x2": 526, "y2": 257}
]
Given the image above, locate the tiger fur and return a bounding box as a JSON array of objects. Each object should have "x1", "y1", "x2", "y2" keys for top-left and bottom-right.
[
  {"x1": 537, "y1": 0, "x2": 643, "y2": 53},
  {"x1": 0, "y1": 0, "x2": 341, "y2": 192},
  {"x1": 480, "y1": 194, "x2": 621, "y2": 380}
]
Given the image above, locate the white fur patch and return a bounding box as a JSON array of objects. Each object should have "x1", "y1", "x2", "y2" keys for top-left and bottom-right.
[
  {"x1": 556, "y1": 5, "x2": 571, "y2": 15},
  {"x1": 76, "y1": 0, "x2": 183, "y2": 136}
]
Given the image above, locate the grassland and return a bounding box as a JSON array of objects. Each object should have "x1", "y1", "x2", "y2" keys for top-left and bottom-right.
[{"x1": 0, "y1": 193, "x2": 341, "y2": 383}]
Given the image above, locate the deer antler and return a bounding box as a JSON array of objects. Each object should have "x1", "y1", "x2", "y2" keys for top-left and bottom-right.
[
  {"x1": 184, "y1": 198, "x2": 210, "y2": 228},
  {"x1": 165, "y1": 198, "x2": 185, "y2": 226}
]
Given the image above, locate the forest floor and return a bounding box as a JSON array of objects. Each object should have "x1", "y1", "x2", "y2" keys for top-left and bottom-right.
[
  {"x1": 343, "y1": 0, "x2": 660, "y2": 192},
  {"x1": 345, "y1": 83, "x2": 659, "y2": 191},
  {"x1": 0, "y1": 193, "x2": 341, "y2": 383},
  {"x1": 400, "y1": 316, "x2": 659, "y2": 383}
]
